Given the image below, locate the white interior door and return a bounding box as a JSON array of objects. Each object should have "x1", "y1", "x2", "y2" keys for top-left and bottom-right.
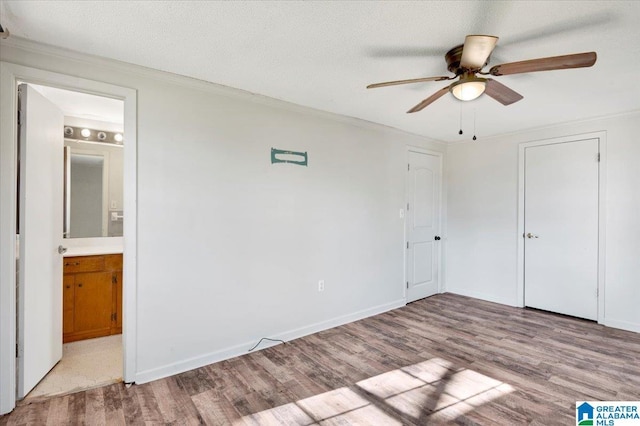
[
  {"x1": 17, "y1": 84, "x2": 64, "y2": 398},
  {"x1": 524, "y1": 138, "x2": 599, "y2": 320},
  {"x1": 406, "y1": 151, "x2": 441, "y2": 303}
]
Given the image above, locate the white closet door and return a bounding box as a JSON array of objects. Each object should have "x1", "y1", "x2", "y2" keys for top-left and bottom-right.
[{"x1": 524, "y1": 138, "x2": 599, "y2": 320}]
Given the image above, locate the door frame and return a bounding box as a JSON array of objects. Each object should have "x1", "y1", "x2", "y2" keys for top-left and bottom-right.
[
  {"x1": 516, "y1": 131, "x2": 606, "y2": 323},
  {"x1": 0, "y1": 62, "x2": 138, "y2": 414},
  {"x1": 404, "y1": 146, "x2": 444, "y2": 302}
]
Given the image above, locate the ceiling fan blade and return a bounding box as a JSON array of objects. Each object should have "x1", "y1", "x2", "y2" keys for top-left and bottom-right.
[
  {"x1": 484, "y1": 79, "x2": 523, "y2": 105},
  {"x1": 488, "y1": 52, "x2": 596, "y2": 76},
  {"x1": 407, "y1": 86, "x2": 450, "y2": 113},
  {"x1": 460, "y1": 35, "x2": 499, "y2": 70},
  {"x1": 367, "y1": 76, "x2": 451, "y2": 89}
]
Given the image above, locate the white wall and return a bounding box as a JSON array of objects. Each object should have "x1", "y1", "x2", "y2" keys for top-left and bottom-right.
[
  {"x1": 446, "y1": 112, "x2": 640, "y2": 332},
  {"x1": 0, "y1": 40, "x2": 445, "y2": 387}
]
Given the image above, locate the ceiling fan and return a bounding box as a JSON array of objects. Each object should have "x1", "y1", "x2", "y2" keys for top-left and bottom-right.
[{"x1": 367, "y1": 35, "x2": 597, "y2": 113}]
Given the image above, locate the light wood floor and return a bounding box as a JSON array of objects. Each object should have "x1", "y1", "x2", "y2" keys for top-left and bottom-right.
[{"x1": 2, "y1": 293, "x2": 639, "y2": 425}]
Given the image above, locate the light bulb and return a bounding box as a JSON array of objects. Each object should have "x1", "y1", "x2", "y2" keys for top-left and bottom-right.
[
  {"x1": 114, "y1": 133, "x2": 123, "y2": 143},
  {"x1": 80, "y1": 128, "x2": 91, "y2": 138},
  {"x1": 450, "y1": 77, "x2": 487, "y2": 101}
]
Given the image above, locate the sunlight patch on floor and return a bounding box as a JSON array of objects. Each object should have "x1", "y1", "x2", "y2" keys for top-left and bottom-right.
[{"x1": 234, "y1": 357, "x2": 514, "y2": 425}]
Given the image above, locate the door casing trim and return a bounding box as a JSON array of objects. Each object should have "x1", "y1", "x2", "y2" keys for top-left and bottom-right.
[
  {"x1": 0, "y1": 62, "x2": 137, "y2": 414},
  {"x1": 516, "y1": 131, "x2": 607, "y2": 324}
]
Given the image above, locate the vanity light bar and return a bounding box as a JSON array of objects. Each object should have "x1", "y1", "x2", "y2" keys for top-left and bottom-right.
[{"x1": 64, "y1": 126, "x2": 124, "y2": 145}]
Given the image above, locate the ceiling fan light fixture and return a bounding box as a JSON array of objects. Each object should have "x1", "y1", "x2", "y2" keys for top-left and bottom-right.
[{"x1": 450, "y1": 77, "x2": 487, "y2": 101}]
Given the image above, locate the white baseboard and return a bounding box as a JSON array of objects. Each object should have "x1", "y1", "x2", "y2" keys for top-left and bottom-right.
[
  {"x1": 135, "y1": 299, "x2": 406, "y2": 384},
  {"x1": 447, "y1": 288, "x2": 640, "y2": 334},
  {"x1": 445, "y1": 288, "x2": 518, "y2": 307},
  {"x1": 604, "y1": 318, "x2": 640, "y2": 333}
]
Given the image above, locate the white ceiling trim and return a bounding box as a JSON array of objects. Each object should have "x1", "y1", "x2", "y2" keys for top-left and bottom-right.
[
  {"x1": 1, "y1": 37, "x2": 446, "y2": 145},
  {"x1": 3, "y1": 35, "x2": 638, "y2": 149}
]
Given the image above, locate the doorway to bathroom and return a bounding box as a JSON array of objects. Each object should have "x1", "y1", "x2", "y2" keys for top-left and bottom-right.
[
  {"x1": 0, "y1": 63, "x2": 138, "y2": 415},
  {"x1": 16, "y1": 83, "x2": 125, "y2": 400}
]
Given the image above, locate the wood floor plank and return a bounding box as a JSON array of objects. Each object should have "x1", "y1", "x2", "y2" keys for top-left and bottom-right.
[
  {"x1": 102, "y1": 383, "x2": 126, "y2": 426},
  {"x1": 67, "y1": 391, "x2": 86, "y2": 425},
  {"x1": 150, "y1": 377, "x2": 203, "y2": 425},
  {"x1": 84, "y1": 387, "x2": 107, "y2": 426},
  {"x1": 191, "y1": 389, "x2": 239, "y2": 425},
  {"x1": 2, "y1": 293, "x2": 639, "y2": 425},
  {"x1": 45, "y1": 396, "x2": 70, "y2": 426},
  {"x1": 119, "y1": 383, "x2": 143, "y2": 424},
  {"x1": 134, "y1": 382, "x2": 164, "y2": 423}
]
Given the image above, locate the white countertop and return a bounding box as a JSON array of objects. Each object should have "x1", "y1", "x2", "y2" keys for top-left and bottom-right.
[
  {"x1": 61, "y1": 237, "x2": 124, "y2": 257},
  {"x1": 64, "y1": 246, "x2": 123, "y2": 257}
]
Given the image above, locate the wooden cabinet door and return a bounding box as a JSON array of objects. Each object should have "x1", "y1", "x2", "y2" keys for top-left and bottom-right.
[
  {"x1": 63, "y1": 254, "x2": 122, "y2": 342},
  {"x1": 73, "y1": 272, "x2": 113, "y2": 336},
  {"x1": 114, "y1": 271, "x2": 123, "y2": 332},
  {"x1": 63, "y1": 274, "x2": 75, "y2": 334}
]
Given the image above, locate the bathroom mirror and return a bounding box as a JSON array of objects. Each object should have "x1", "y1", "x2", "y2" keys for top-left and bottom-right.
[{"x1": 63, "y1": 138, "x2": 124, "y2": 238}]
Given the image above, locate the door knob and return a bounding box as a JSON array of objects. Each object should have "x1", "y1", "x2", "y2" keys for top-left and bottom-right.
[
  {"x1": 58, "y1": 245, "x2": 67, "y2": 254},
  {"x1": 434, "y1": 236, "x2": 441, "y2": 241},
  {"x1": 526, "y1": 233, "x2": 539, "y2": 239}
]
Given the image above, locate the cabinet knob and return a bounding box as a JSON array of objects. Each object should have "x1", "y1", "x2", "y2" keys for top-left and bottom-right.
[
  {"x1": 78, "y1": 283, "x2": 83, "y2": 288},
  {"x1": 66, "y1": 285, "x2": 71, "y2": 289}
]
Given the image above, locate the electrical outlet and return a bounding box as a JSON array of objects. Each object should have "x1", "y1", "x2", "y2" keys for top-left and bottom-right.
[{"x1": 318, "y1": 280, "x2": 325, "y2": 292}]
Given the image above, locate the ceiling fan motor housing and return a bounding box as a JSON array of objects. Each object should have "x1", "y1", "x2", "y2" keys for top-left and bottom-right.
[{"x1": 445, "y1": 44, "x2": 490, "y2": 74}]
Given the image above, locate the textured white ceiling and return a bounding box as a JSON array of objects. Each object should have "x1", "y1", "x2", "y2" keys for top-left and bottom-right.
[{"x1": 2, "y1": 1, "x2": 639, "y2": 142}]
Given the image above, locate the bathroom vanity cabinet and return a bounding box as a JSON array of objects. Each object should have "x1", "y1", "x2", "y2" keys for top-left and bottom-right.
[{"x1": 63, "y1": 254, "x2": 122, "y2": 343}]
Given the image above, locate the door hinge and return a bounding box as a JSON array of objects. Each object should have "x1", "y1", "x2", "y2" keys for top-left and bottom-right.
[
  {"x1": 597, "y1": 153, "x2": 600, "y2": 162},
  {"x1": 596, "y1": 288, "x2": 599, "y2": 297},
  {"x1": 406, "y1": 241, "x2": 409, "y2": 249},
  {"x1": 17, "y1": 109, "x2": 21, "y2": 127},
  {"x1": 112, "y1": 312, "x2": 117, "y2": 321},
  {"x1": 16, "y1": 344, "x2": 19, "y2": 358},
  {"x1": 406, "y1": 281, "x2": 409, "y2": 289},
  {"x1": 408, "y1": 163, "x2": 410, "y2": 171},
  {"x1": 406, "y1": 202, "x2": 409, "y2": 211},
  {"x1": 112, "y1": 274, "x2": 117, "y2": 284}
]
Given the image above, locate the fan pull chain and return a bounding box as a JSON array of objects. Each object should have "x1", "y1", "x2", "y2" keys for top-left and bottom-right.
[
  {"x1": 458, "y1": 104, "x2": 463, "y2": 135},
  {"x1": 473, "y1": 109, "x2": 477, "y2": 141}
]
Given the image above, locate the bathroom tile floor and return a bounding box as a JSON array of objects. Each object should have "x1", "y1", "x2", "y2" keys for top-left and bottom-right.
[{"x1": 26, "y1": 334, "x2": 122, "y2": 399}]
